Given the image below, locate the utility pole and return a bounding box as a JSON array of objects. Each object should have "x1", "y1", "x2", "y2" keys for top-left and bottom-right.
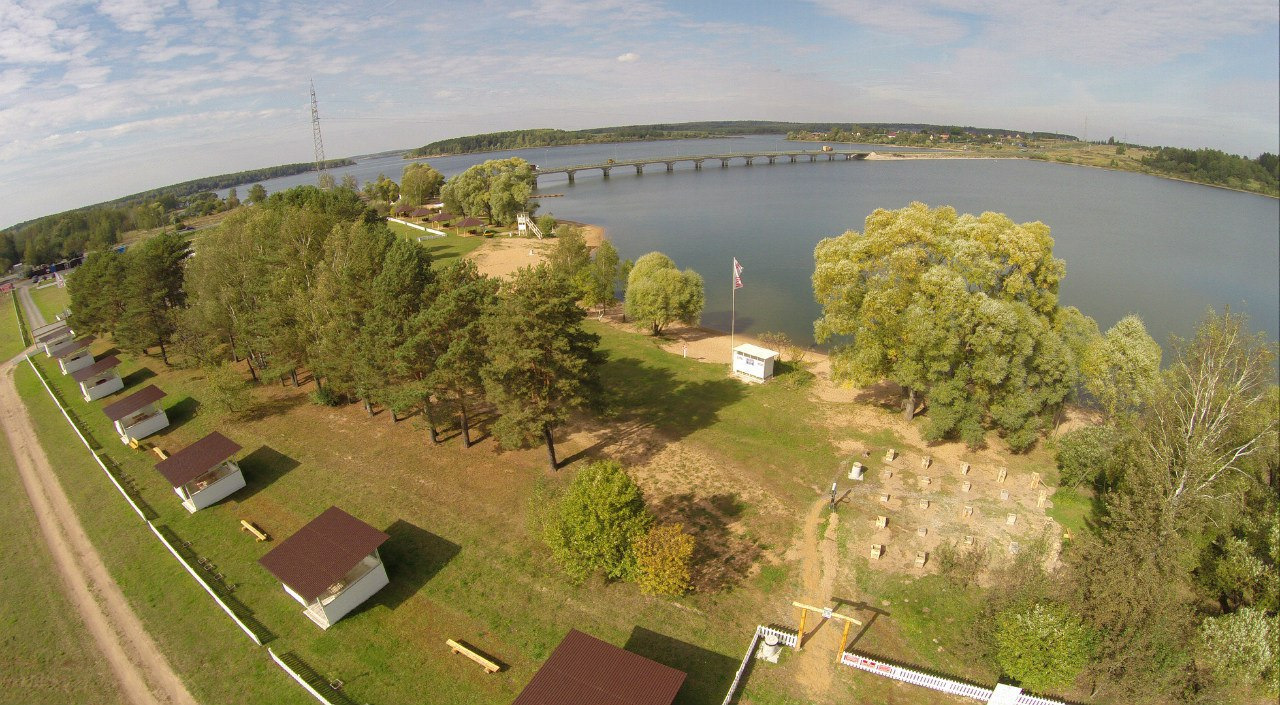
[{"x1": 309, "y1": 79, "x2": 327, "y2": 179}]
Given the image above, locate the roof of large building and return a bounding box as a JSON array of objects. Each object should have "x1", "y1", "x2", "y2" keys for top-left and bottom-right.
[
  {"x1": 154, "y1": 431, "x2": 241, "y2": 487},
  {"x1": 511, "y1": 629, "x2": 686, "y2": 705},
  {"x1": 258, "y1": 507, "x2": 390, "y2": 602},
  {"x1": 70, "y1": 355, "x2": 120, "y2": 382},
  {"x1": 52, "y1": 335, "x2": 95, "y2": 359},
  {"x1": 101, "y1": 384, "x2": 166, "y2": 422}
]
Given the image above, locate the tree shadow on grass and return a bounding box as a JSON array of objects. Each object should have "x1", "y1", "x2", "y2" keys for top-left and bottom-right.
[
  {"x1": 236, "y1": 445, "x2": 300, "y2": 502},
  {"x1": 593, "y1": 355, "x2": 746, "y2": 465},
  {"x1": 373, "y1": 519, "x2": 460, "y2": 611},
  {"x1": 120, "y1": 366, "x2": 156, "y2": 389},
  {"x1": 164, "y1": 396, "x2": 200, "y2": 431},
  {"x1": 650, "y1": 492, "x2": 762, "y2": 592},
  {"x1": 623, "y1": 626, "x2": 738, "y2": 705},
  {"x1": 241, "y1": 393, "x2": 307, "y2": 422}
]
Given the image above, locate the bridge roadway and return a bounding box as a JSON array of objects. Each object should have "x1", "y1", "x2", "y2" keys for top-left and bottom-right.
[{"x1": 532, "y1": 149, "x2": 872, "y2": 184}]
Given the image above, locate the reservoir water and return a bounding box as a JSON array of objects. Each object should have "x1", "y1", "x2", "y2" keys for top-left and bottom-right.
[{"x1": 236, "y1": 136, "x2": 1279, "y2": 352}]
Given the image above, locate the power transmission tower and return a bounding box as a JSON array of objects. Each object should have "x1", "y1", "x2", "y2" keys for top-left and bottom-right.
[{"x1": 309, "y1": 79, "x2": 327, "y2": 177}]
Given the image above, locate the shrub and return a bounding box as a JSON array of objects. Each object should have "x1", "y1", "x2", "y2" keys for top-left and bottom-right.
[
  {"x1": 633, "y1": 524, "x2": 695, "y2": 596},
  {"x1": 995, "y1": 602, "x2": 1095, "y2": 693},
  {"x1": 543, "y1": 460, "x2": 652, "y2": 582},
  {"x1": 1054, "y1": 425, "x2": 1117, "y2": 487},
  {"x1": 203, "y1": 361, "x2": 249, "y2": 416}
]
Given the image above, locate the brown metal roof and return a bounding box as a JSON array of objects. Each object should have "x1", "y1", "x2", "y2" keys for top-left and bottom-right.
[
  {"x1": 154, "y1": 431, "x2": 241, "y2": 487},
  {"x1": 511, "y1": 629, "x2": 686, "y2": 705},
  {"x1": 52, "y1": 335, "x2": 95, "y2": 359},
  {"x1": 70, "y1": 355, "x2": 120, "y2": 383},
  {"x1": 102, "y1": 385, "x2": 166, "y2": 422},
  {"x1": 258, "y1": 507, "x2": 390, "y2": 602},
  {"x1": 36, "y1": 325, "x2": 71, "y2": 344}
]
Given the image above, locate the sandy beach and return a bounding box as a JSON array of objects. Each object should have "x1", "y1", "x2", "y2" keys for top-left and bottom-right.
[{"x1": 465, "y1": 221, "x2": 607, "y2": 279}]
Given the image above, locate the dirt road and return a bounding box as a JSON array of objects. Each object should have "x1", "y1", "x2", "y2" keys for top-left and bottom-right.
[
  {"x1": 791, "y1": 496, "x2": 847, "y2": 701},
  {"x1": 1, "y1": 353, "x2": 197, "y2": 703}
]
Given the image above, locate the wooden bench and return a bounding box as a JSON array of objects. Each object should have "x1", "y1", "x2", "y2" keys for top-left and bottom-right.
[
  {"x1": 240, "y1": 519, "x2": 269, "y2": 542},
  {"x1": 446, "y1": 639, "x2": 500, "y2": 673}
]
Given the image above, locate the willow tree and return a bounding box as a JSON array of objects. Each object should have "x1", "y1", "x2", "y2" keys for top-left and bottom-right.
[
  {"x1": 814, "y1": 202, "x2": 1085, "y2": 450},
  {"x1": 440, "y1": 157, "x2": 535, "y2": 224}
]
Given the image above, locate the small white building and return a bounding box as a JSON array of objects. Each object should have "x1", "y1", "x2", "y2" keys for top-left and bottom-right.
[
  {"x1": 37, "y1": 325, "x2": 74, "y2": 356},
  {"x1": 732, "y1": 343, "x2": 779, "y2": 382},
  {"x1": 102, "y1": 384, "x2": 169, "y2": 444},
  {"x1": 154, "y1": 431, "x2": 245, "y2": 513},
  {"x1": 71, "y1": 355, "x2": 123, "y2": 401},
  {"x1": 259, "y1": 507, "x2": 391, "y2": 630},
  {"x1": 53, "y1": 335, "x2": 95, "y2": 374}
]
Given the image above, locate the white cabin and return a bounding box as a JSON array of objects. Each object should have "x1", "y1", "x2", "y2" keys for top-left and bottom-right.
[
  {"x1": 71, "y1": 355, "x2": 123, "y2": 401},
  {"x1": 155, "y1": 431, "x2": 245, "y2": 513},
  {"x1": 732, "y1": 343, "x2": 779, "y2": 382},
  {"x1": 259, "y1": 507, "x2": 391, "y2": 630},
  {"x1": 53, "y1": 335, "x2": 95, "y2": 374},
  {"x1": 102, "y1": 384, "x2": 169, "y2": 444},
  {"x1": 37, "y1": 326, "x2": 74, "y2": 356}
]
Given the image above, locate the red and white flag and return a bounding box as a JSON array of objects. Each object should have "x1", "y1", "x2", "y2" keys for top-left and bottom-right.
[{"x1": 733, "y1": 258, "x2": 744, "y2": 290}]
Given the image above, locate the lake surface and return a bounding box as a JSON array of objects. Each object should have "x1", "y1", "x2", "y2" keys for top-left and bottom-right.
[{"x1": 233, "y1": 136, "x2": 1280, "y2": 354}]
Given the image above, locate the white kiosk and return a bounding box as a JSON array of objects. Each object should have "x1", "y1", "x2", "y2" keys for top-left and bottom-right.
[{"x1": 732, "y1": 343, "x2": 779, "y2": 382}]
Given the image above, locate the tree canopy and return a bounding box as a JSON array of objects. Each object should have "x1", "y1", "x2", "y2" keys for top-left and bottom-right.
[
  {"x1": 813, "y1": 202, "x2": 1086, "y2": 450},
  {"x1": 440, "y1": 158, "x2": 535, "y2": 225},
  {"x1": 400, "y1": 162, "x2": 444, "y2": 206},
  {"x1": 624, "y1": 251, "x2": 705, "y2": 335}
]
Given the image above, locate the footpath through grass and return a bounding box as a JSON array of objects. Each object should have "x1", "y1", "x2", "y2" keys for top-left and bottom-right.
[
  {"x1": 29, "y1": 284, "x2": 69, "y2": 324},
  {"x1": 385, "y1": 219, "x2": 486, "y2": 262},
  {"x1": 0, "y1": 418, "x2": 126, "y2": 704}
]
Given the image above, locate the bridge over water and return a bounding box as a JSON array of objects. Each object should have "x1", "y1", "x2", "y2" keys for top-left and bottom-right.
[{"x1": 532, "y1": 149, "x2": 873, "y2": 184}]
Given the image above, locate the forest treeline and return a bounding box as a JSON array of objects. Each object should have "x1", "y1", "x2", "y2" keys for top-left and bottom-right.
[
  {"x1": 1141, "y1": 146, "x2": 1279, "y2": 193},
  {"x1": 403, "y1": 121, "x2": 1072, "y2": 157},
  {"x1": 2, "y1": 158, "x2": 353, "y2": 270}
]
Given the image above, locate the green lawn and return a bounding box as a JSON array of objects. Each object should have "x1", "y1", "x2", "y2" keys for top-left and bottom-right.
[
  {"x1": 385, "y1": 219, "x2": 486, "y2": 262},
  {"x1": 29, "y1": 284, "x2": 70, "y2": 324},
  {"x1": 1, "y1": 292, "x2": 25, "y2": 361},
  {"x1": 0, "y1": 422, "x2": 126, "y2": 704}
]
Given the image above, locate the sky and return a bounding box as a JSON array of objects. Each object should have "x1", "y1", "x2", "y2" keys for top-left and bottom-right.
[{"x1": 1, "y1": 0, "x2": 1277, "y2": 228}]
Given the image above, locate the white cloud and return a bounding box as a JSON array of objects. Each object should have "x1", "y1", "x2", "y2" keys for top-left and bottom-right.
[
  {"x1": 616, "y1": 51, "x2": 638, "y2": 62},
  {"x1": 97, "y1": 0, "x2": 178, "y2": 33}
]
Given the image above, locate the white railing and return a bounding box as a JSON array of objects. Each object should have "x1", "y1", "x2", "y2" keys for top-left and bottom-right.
[
  {"x1": 268, "y1": 648, "x2": 342, "y2": 705},
  {"x1": 149, "y1": 521, "x2": 265, "y2": 645},
  {"x1": 722, "y1": 625, "x2": 799, "y2": 705},
  {"x1": 517, "y1": 212, "x2": 542, "y2": 238},
  {"x1": 1018, "y1": 694, "x2": 1068, "y2": 705},
  {"x1": 387, "y1": 217, "x2": 425, "y2": 231},
  {"x1": 26, "y1": 354, "x2": 147, "y2": 521},
  {"x1": 841, "y1": 651, "x2": 994, "y2": 700}
]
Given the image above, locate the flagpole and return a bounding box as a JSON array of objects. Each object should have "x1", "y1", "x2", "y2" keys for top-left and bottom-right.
[{"x1": 730, "y1": 259, "x2": 736, "y2": 361}]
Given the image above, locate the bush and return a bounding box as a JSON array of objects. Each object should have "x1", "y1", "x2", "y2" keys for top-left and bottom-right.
[
  {"x1": 1198, "y1": 608, "x2": 1278, "y2": 695},
  {"x1": 1054, "y1": 425, "x2": 1117, "y2": 487},
  {"x1": 543, "y1": 460, "x2": 652, "y2": 582},
  {"x1": 633, "y1": 524, "x2": 695, "y2": 596},
  {"x1": 995, "y1": 603, "x2": 1095, "y2": 693},
  {"x1": 309, "y1": 385, "x2": 343, "y2": 406}
]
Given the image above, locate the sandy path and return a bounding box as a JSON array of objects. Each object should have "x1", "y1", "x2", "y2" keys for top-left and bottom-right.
[
  {"x1": 791, "y1": 496, "x2": 846, "y2": 701},
  {"x1": 466, "y1": 222, "x2": 608, "y2": 279},
  {"x1": 1, "y1": 352, "x2": 197, "y2": 701}
]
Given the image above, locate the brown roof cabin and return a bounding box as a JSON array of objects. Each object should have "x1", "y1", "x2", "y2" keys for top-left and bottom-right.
[
  {"x1": 259, "y1": 507, "x2": 390, "y2": 629},
  {"x1": 155, "y1": 431, "x2": 245, "y2": 512},
  {"x1": 512, "y1": 629, "x2": 687, "y2": 705},
  {"x1": 37, "y1": 324, "x2": 74, "y2": 356},
  {"x1": 102, "y1": 384, "x2": 168, "y2": 444},
  {"x1": 70, "y1": 355, "x2": 122, "y2": 401},
  {"x1": 53, "y1": 335, "x2": 95, "y2": 374}
]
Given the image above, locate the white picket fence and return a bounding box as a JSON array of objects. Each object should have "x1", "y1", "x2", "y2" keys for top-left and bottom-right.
[
  {"x1": 269, "y1": 649, "x2": 344, "y2": 705},
  {"x1": 722, "y1": 625, "x2": 798, "y2": 705}
]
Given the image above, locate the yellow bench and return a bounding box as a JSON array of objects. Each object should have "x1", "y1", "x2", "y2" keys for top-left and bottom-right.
[
  {"x1": 240, "y1": 520, "x2": 270, "y2": 542},
  {"x1": 152, "y1": 447, "x2": 168, "y2": 460},
  {"x1": 446, "y1": 639, "x2": 500, "y2": 673}
]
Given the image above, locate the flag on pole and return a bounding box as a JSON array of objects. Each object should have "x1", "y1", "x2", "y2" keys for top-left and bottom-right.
[{"x1": 733, "y1": 258, "x2": 744, "y2": 290}]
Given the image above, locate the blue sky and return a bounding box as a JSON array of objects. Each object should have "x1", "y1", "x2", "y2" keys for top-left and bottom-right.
[{"x1": 1, "y1": 0, "x2": 1277, "y2": 227}]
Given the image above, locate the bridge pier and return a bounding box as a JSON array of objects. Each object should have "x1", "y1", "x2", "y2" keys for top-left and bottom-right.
[
  {"x1": 720, "y1": 159, "x2": 729, "y2": 168},
  {"x1": 827, "y1": 154, "x2": 835, "y2": 161},
  {"x1": 744, "y1": 156, "x2": 754, "y2": 166},
  {"x1": 601, "y1": 166, "x2": 611, "y2": 179},
  {"x1": 566, "y1": 170, "x2": 576, "y2": 184},
  {"x1": 767, "y1": 155, "x2": 776, "y2": 164},
  {"x1": 665, "y1": 162, "x2": 674, "y2": 172},
  {"x1": 789, "y1": 155, "x2": 797, "y2": 163},
  {"x1": 808, "y1": 154, "x2": 816, "y2": 162},
  {"x1": 635, "y1": 164, "x2": 644, "y2": 175},
  {"x1": 694, "y1": 160, "x2": 703, "y2": 170}
]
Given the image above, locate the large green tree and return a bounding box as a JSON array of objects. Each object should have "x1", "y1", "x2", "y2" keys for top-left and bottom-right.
[
  {"x1": 813, "y1": 202, "x2": 1083, "y2": 450},
  {"x1": 113, "y1": 230, "x2": 190, "y2": 363},
  {"x1": 995, "y1": 603, "x2": 1095, "y2": 693},
  {"x1": 1082, "y1": 315, "x2": 1162, "y2": 418},
  {"x1": 68, "y1": 251, "x2": 128, "y2": 335},
  {"x1": 481, "y1": 264, "x2": 602, "y2": 470},
  {"x1": 400, "y1": 162, "x2": 444, "y2": 205},
  {"x1": 440, "y1": 157, "x2": 535, "y2": 224},
  {"x1": 624, "y1": 251, "x2": 705, "y2": 335}
]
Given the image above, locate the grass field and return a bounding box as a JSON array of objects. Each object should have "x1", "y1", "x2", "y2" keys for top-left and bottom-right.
[
  {"x1": 1, "y1": 293, "x2": 25, "y2": 361},
  {"x1": 29, "y1": 285, "x2": 70, "y2": 325},
  {"x1": 0, "y1": 387, "x2": 127, "y2": 704},
  {"x1": 385, "y1": 219, "x2": 486, "y2": 263},
  {"x1": 10, "y1": 297, "x2": 1067, "y2": 703}
]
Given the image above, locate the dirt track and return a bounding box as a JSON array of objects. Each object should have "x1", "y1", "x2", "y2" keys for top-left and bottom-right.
[{"x1": 3, "y1": 287, "x2": 197, "y2": 705}]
